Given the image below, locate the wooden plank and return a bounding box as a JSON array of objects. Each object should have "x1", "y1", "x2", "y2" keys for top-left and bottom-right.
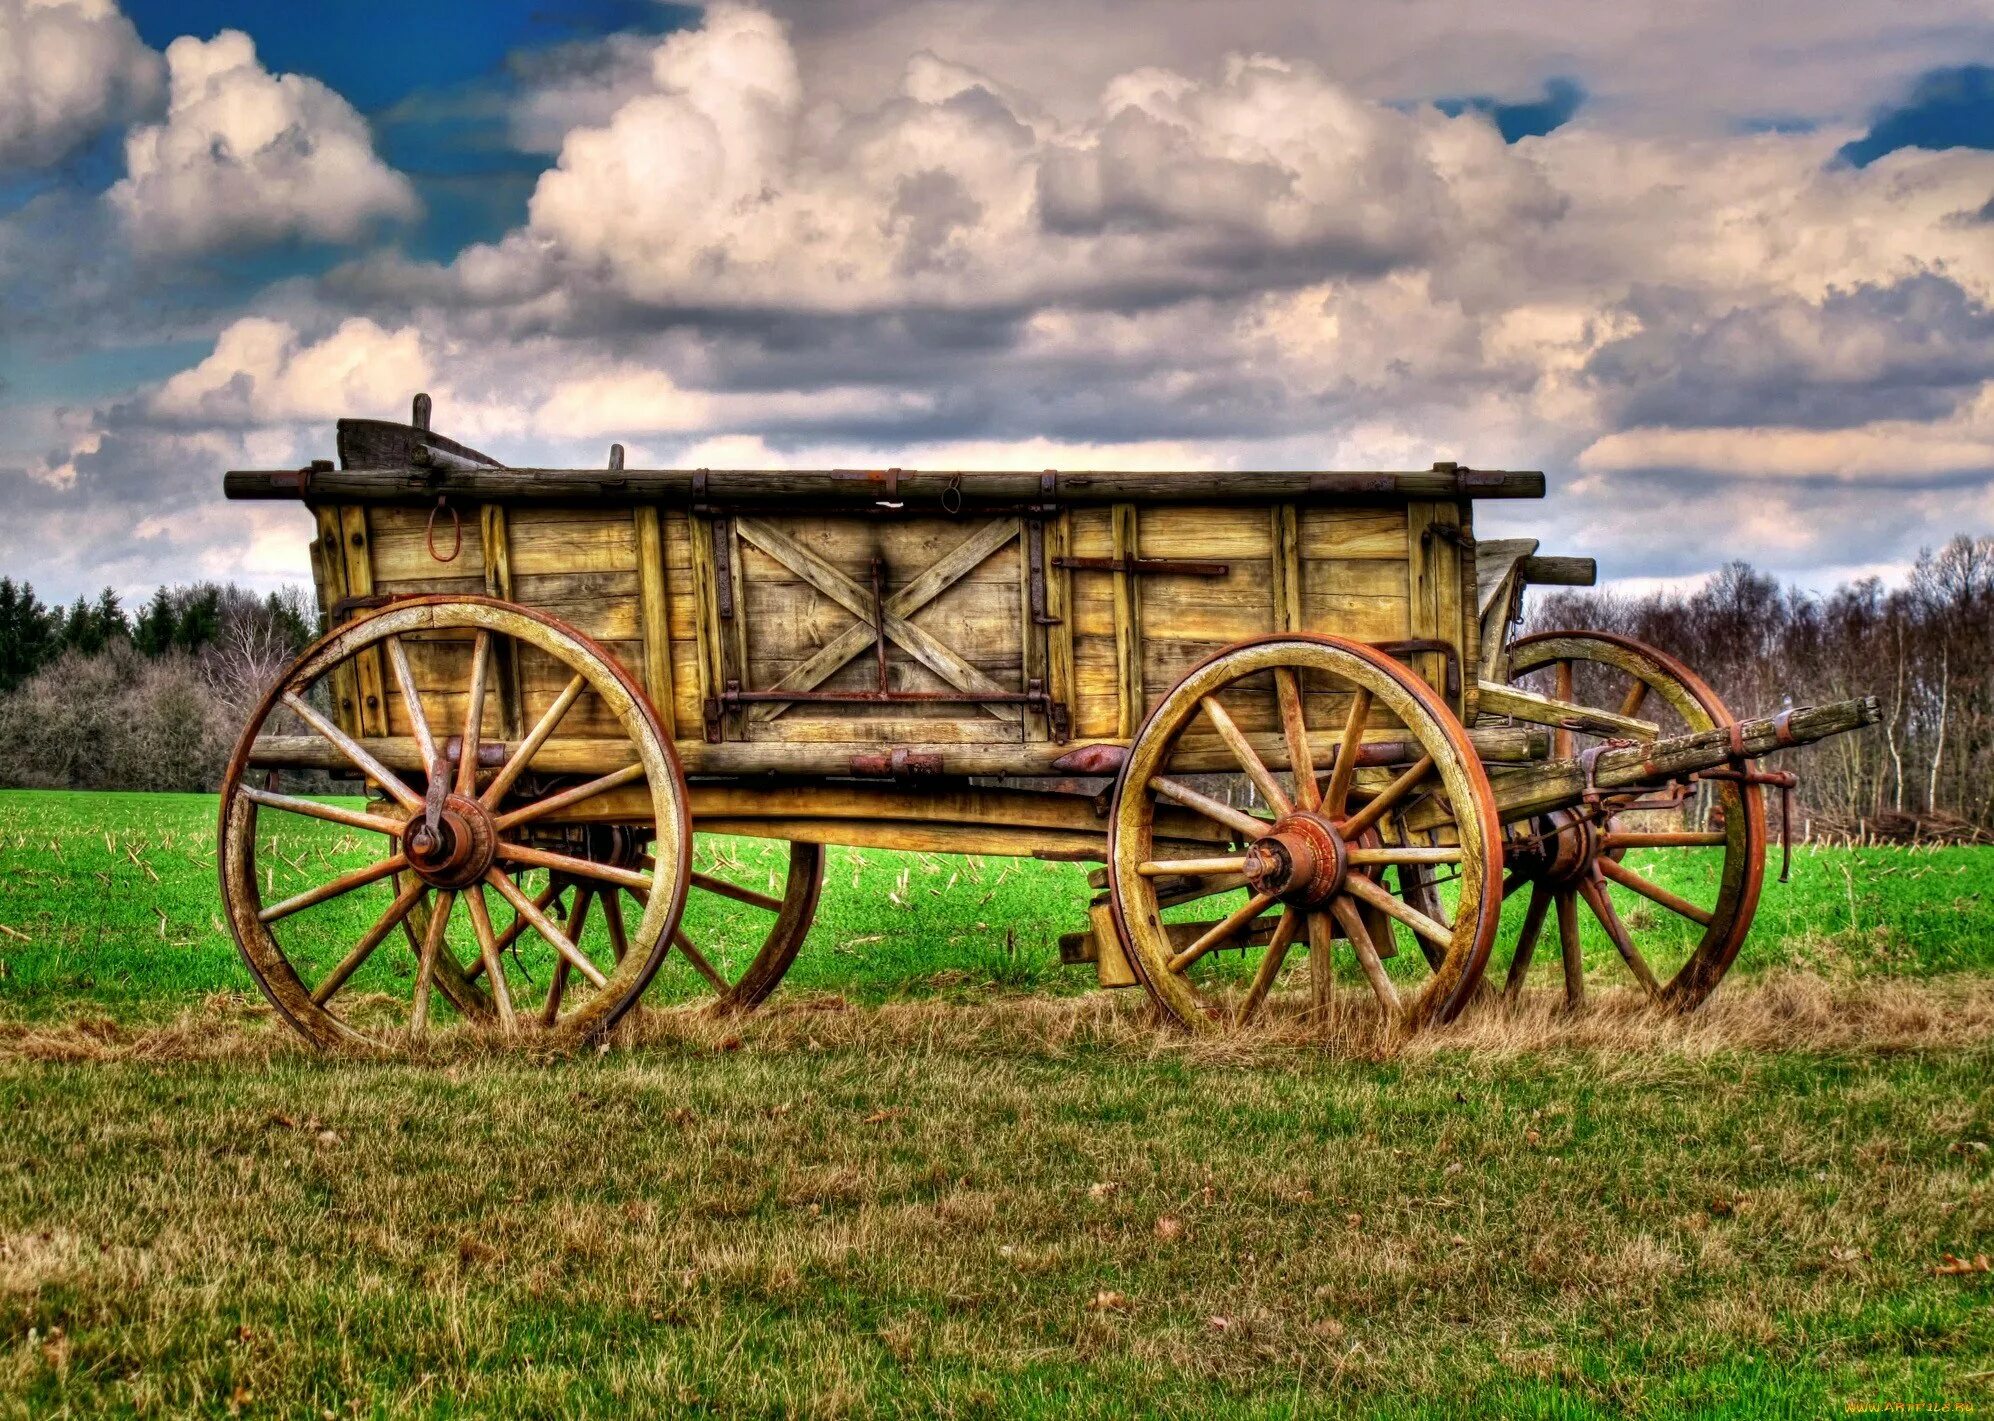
[
  {"x1": 723, "y1": 517, "x2": 750, "y2": 738},
  {"x1": 733, "y1": 516, "x2": 1020, "y2": 723},
  {"x1": 1018, "y1": 517, "x2": 1047, "y2": 740},
  {"x1": 748, "y1": 518, "x2": 1020, "y2": 721},
  {"x1": 480, "y1": 503, "x2": 523, "y2": 740},
  {"x1": 239, "y1": 465, "x2": 1550, "y2": 506},
  {"x1": 632, "y1": 505, "x2": 675, "y2": 740},
  {"x1": 1046, "y1": 510, "x2": 1076, "y2": 741},
  {"x1": 1111, "y1": 503, "x2": 1141, "y2": 738},
  {"x1": 309, "y1": 508, "x2": 359, "y2": 735},
  {"x1": 1272, "y1": 503, "x2": 1303, "y2": 633},
  {"x1": 1473, "y1": 680, "x2": 1661, "y2": 740},
  {"x1": 338, "y1": 506, "x2": 389, "y2": 738},
  {"x1": 506, "y1": 511, "x2": 638, "y2": 576},
  {"x1": 1301, "y1": 505, "x2": 1411, "y2": 560},
  {"x1": 688, "y1": 514, "x2": 725, "y2": 741},
  {"x1": 370, "y1": 504, "x2": 486, "y2": 583}
]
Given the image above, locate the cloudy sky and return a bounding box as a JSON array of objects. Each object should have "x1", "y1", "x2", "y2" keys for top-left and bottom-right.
[{"x1": 2, "y1": 0, "x2": 1991, "y2": 605}]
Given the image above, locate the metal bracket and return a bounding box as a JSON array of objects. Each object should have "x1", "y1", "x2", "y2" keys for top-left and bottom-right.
[{"x1": 1369, "y1": 637, "x2": 1462, "y2": 699}]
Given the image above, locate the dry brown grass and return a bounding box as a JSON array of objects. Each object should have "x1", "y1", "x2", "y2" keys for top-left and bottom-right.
[{"x1": 5, "y1": 971, "x2": 1989, "y2": 1068}]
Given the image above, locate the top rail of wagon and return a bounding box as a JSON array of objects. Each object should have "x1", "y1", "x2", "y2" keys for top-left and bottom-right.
[{"x1": 224, "y1": 462, "x2": 1545, "y2": 509}]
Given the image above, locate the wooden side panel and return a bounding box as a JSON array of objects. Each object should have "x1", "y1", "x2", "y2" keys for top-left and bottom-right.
[
  {"x1": 1405, "y1": 498, "x2": 1467, "y2": 714},
  {"x1": 338, "y1": 507, "x2": 389, "y2": 738},
  {"x1": 311, "y1": 508, "x2": 359, "y2": 736},
  {"x1": 632, "y1": 505, "x2": 675, "y2": 739},
  {"x1": 1068, "y1": 507, "x2": 1118, "y2": 738},
  {"x1": 1297, "y1": 505, "x2": 1411, "y2": 645},
  {"x1": 1132, "y1": 505, "x2": 1278, "y2": 728}
]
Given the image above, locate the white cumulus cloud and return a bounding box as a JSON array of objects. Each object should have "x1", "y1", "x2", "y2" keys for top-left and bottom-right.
[
  {"x1": 108, "y1": 29, "x2": 417, "y2": 255},
  {"x1": 0, "y1": 0, "x2": 162, "y2": 169},
  {"x1": 149, "y1": 316, "x2": 432, "y2": 426}
]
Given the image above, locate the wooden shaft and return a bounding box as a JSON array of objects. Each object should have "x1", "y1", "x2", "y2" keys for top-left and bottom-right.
[
  {"x1": 1342, "y1": 871, "x2": 1452, "y2": 948},
  {"x1": 492, "y1": 763, "x2": 647, "y2": 831},
  {"x1": 1578, "y1": 874, "x2": 1662, "y2": 998},
  {"x1": 1149, "y1": 776, "x2": 1272, "y2": 841},
  {"x1": 463, "y1": 886, "x2": 516, "y2": 1030},
  {"x1": 227, "y1": 465, "x2": 1548, "y2": 506},
  {"x1": 482, "y1": 673, "x2": 585, "y2": 807},
  {"x1": 280, "y1": 693, "x2": 422, "y2": 813},
  {"x1": 1339, "y1": 755, "x2": 1435, "y2": 841},
  {"x1": 1504, "y1": 883, "x2": 1551, "y2": 999},
  {"x1": 1474, "y1": 680, "x2": 1660, "y2": 741},
  {"x1": 688, "y1": 870, "x2": 783, "y2": 913},
  {"x1": 1274, "y1": 668, "x2": 1318, "y2": 812},
  {"x1": 1555, "y1": 890, "x2": 1584, "y2": 1009},
  {"x1": 1345, "y1": 846, "x2": 1461, "y2": 866},
  {"x1": 1236, "y1": 908, "x2": 1301, "y2": 1023},
  {"x1": 1199, "y1": 696, "x2": 1293, "y2": 817},
  {"x1": 312, "y1": 876, "x2": 427, "y2": 1005},
  {"x1": 1138, "y1": 855, "x2": 1247, "y2": 877},
  {"x1": 1330, "y1": 895, "x2": 1400, "y2": 1015},
  {"x1": 383, "y1": 635, "x2": 437, "y2": 773},
  {"x1": 485, "y1": 870, "x2": 608, "y2": 988}
]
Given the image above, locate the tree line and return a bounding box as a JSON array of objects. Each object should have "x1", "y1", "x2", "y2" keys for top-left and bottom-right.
[
  {"x1": 0, "y1": 579, "x2": 315, "y2": 792},
  {"x1": 1525, "y1": 534, "x2": 1994, "y2": 836}
]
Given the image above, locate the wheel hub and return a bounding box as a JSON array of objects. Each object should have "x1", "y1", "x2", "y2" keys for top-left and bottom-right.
[
  {"x1": 404, "y1": 793, "x2": 498, "y2": 889},
  {"x1": 1242, "y1": 812, "x2": 1349, "y2": 907},
  {"x1": 1522, "y1": 808, "x2": 1604, "y2": 889}
]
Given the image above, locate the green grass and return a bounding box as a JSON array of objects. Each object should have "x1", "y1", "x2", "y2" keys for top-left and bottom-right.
[
  {"x1": 1, "y1": 790, "x2": 1991, "y2": 1023},
  {"x1": 0, "y1": 789, "x2": 1991, "y2": 1417},
  {"x1": 1, "y1": 1024, "x2": 1989, "y2": 1417}
]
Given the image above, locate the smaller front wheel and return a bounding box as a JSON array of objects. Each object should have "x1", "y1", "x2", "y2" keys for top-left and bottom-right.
[{"x1": 1106, "y1": 634, "x2": 1503, "y2": 1032}]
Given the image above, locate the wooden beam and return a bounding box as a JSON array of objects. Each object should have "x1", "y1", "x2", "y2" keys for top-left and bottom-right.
[
  {"x1": 631, "y1": 505, "x2": 676, "y2": 739},
  {"x1": 1474, "y1": 680, "x2": 1662, "y2": 741}
]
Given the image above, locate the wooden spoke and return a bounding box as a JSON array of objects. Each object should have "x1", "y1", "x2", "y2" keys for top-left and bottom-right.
[
  {"x1": 1148, "y1": 776, "x2": 1273, "y2": 841},
  {"x1": 542, "y1": 887, "x2": 594, "y2": 1026},
  {"x1": 410, "y1": 890, "x2": 458, "y2": 1031},
  {"x1": 1323, "y1": 689, "x2": 1373, "y2": 816},
  {"x1": 1617, "y1": 678, "x2": 1650, "y2": 721},
  {"x1": 1553, "y1": 660, "x2": 1574, "y2": 760},
  {"x1": 1344, "y1": 845, "x2": 1461, "y2": 866},
  {"x1": 689, "y1": 870, "x2": 782, "y2": 914},
  {"x1": 1596, "y1": 855, "x2": 1714, "y2": 926},
  {"x1": 483, "y1": 673, "x2": 586, "y2": 807},
  {"x1": 257, "y1": 853, "x2": 409, "y2": 924},
  {"x1": 1167, "y1": 891, "x2": 1278, "y2": 974},
  {"x1": 1274, "y1": 667, "x2": 1318, "y2": 811},
  {"x1": 1342, "y1": 872, "x2": 1452, "y2": 949},
  {"x1": 1339, "y1": 755, "x2": 1435, "y2": 841},
  {"x1": 240, "y1": 785, "x2": 405, "y2": 837},
  {"x1": 1199, "y1": 695, "x2": 1292, "y2": 817},
  {"x1": 1153, "y1": 873, "x2": 1251, "y2": 908},
  {"x1": 672, "y1": 928, "x2": 732, "y2": 994},
  {"x1": 1306, "y1": 911, "x2": 1337, "y2": 1019},
  {"x1": 456, "y1": 631, "x2": 492, "y2": 797},
  {"x1": 383, "y1": 635, "x2": 437, "y2": 774},
  {"x1": 1578, "y1": 875, "x2": 1663, "y2": 999},
  {"x1": 1236, "y1": 908, "x2": 1301, "y2": 1024},
  {"x1": 281, "y1": 692, "x2": 422, "y2": 813},
  {"x1": 492, "y1": 762, "x2": 647, "y2": 832},
  {"x1": 496, "y1": 842, "x2": 652, "y2": 895},
  {"x1": 470, "y1": 877, "x2": 563, "y2": 975},
  {"x1": 599, "y1": 887, "x2": 631, "y2": 964},
  {"x1": 1138, "y1": 855, "x2": 1247, "y2": 878},
  {"x1": 1600, "y1": 830, "x2": 1728, "y2": 850},
  {"x1": 485, "y1": 870, "x2": 608, "y2": 989},
  {"x1": 1555, "y1": 890, "x2": 1584, "y2": 1009},
  {"x1": 1501, "y1": 871, "x2": 1528, "y2": 898},
  {"x1": 1504, "y1": 884, "x2": 1553, "y2": 1000},
  {"x1": 1330, "y1": 895, "x2": 1400, "y2": 1016},
  {"x1": 463, "y1": 886, "x2": 516, "y2": 1030},
  {"x1": 312, "y1": 875, "x2": 426, "y2": 1006}
]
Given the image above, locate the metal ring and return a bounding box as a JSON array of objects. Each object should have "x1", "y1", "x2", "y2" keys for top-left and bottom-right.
[
  {"x1": 426, "y1": 496, "x2": 462, "y2": 563},
  {"x1": 941, "y1": 475, "x2": 962, "y2": 515}
]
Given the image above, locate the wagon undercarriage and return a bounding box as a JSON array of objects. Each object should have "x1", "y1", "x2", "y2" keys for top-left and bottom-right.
[{"x1": 219, "y1": 399, "x2": 1878, "y2": 1048}]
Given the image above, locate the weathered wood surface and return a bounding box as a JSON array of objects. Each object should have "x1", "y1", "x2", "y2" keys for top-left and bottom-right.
[
  {"x1": 229, "y1": 465, "x2": 1546, "y2": 506},
  {"x1": 248, "y1": 721, "x2": 1545, "y2": 781}
]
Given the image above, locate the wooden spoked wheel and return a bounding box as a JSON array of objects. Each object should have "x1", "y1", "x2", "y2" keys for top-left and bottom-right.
[
  {"x1": 218, "y1": 597, "x2": 691, "y2": 1048},
  {"x1": 1106, "y1": 634, "x2": 1504, "y2": 1032},
  {"x1": 1499, "y1": 631, "x2": 1767, "y2": 1011},
  {"x1": 637, "y1": 837, "x2": 825, "y2": 1008}
]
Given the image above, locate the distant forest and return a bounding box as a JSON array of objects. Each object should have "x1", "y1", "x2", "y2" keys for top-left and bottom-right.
[{"x1": 1, "y1": 534, "x2": 1988, "y2": 832}]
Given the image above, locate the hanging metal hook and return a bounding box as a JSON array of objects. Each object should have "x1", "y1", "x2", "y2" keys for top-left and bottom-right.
[{"x1": 426, "y1": 494, "x2": 462, "y2": 563}]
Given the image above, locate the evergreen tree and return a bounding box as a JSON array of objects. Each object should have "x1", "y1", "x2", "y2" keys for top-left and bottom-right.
[
  {"x1": 133, "y1": 587, "x2": 176, "y2": 656},
  {"x1": 173, "y1": 585, "x2": 223, "y2": 653},
  {"x1": 0, "y1": 578, "x2": 58, "y2": 691}
]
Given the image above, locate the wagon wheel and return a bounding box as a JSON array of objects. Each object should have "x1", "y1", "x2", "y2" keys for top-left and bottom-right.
[
  {"x1": 1106, "y1": 634, "x2": 1503, "y2": 1032},
  {"x1": 218, "y1": 597, "x2": 691, "y2": 1048},
  {"x1": 626, "y1": 836, "x2": 824, "y2": 1009},
  {"x1": 1496, "y1": 631, "x2": 1766, "y2": 1011}
]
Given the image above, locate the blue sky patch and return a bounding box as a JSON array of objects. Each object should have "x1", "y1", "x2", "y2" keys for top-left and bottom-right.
[
  {"x1": 1838, "y1": 64, "x2": 1994, "y2": 166},
  {"x1": 1435, "y1": 77, "x2": 1585, "y2": 142}
]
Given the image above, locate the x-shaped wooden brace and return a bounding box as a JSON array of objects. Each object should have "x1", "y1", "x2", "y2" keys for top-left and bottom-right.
[{"x1": 733, "y1": 516, "x2": 1022, "y2": 723}]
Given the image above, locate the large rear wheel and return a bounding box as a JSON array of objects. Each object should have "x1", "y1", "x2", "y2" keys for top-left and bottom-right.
[{"x1": 218, "y1": 597, "x2": 691, "y2": 1048}]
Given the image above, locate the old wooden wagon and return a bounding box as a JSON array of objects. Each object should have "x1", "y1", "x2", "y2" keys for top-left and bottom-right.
[{"x1": 221, "y1": 397, "x2": 1878, "y2": 1047}]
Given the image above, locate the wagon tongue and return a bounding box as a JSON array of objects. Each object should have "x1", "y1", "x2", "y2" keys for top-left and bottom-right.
[{"x1": 1492, "y1": 695, "x2": 1881, "y2": 833}]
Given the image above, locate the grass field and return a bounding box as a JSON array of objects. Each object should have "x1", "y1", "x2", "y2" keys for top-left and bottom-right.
[{"x1": 2, "y1": 789, "x2": 1991, "y2": 1417}]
